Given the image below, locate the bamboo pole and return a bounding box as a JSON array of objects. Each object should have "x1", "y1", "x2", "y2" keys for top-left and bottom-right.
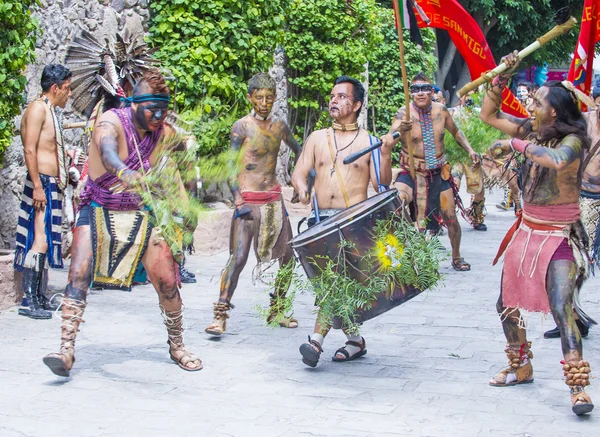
[
  {"x1": 392, "y1": 0, "x2": 415, "y2": 179},
  {"x1": 457, "y1": 16, "x2": 576, "y2": 97},
  {"x1": 62, "y1": 121, "x2": 87, "y2": 130}
]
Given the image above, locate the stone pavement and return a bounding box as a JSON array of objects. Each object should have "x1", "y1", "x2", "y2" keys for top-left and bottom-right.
[{"x1": 1, "y1": 188, "x2": 598, "y2": 437}]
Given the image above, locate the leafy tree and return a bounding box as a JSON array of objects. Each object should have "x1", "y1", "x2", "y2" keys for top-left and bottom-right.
[
  {"x1": 0, "y1": 1, "x2": 39, "y2": 165},
  {"x1": 148, "y1": 0, "x2": 283, "y2": 110},
  {"x1": 282, "y1": 0, "x2": 382, "y2": 140}
]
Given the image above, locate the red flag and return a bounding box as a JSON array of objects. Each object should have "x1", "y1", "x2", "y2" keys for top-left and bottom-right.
[
  {"x1": 567, "y1": 0, "x2": 600, "y2": 95},
  {"x1": 412, "y1": 0, "x2": 528, "y2": 118}
]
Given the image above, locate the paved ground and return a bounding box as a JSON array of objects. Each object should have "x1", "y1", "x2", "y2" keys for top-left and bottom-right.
[{"x1": 1, "y1": 188, "x2": 598, "y2": 437}]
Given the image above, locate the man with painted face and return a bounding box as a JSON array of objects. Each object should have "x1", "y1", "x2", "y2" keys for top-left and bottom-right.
[
  {"x1": 380, "y1": 72, "x2": 479, "y2": 271},
  {"x1": 292, "y1": 75, "x2": 393, "y2": 367},
  {"x1": 516, "y1": 81, "x2": 534, "y2": 108},
  {"x1": 480, "y1": 52, "x2": 594, "y2": 416},
  {"x1": 14, "y1": 64, "x2": 72, "y2": 319},
  {"x1": 43, "y1": 70, "x2": 203, "y2": 377},
  {"x1": 205, "y1": 73, "x2": 302, "y2": 336}
]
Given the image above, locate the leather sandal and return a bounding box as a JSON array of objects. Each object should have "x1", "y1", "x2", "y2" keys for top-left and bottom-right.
[
  {"x1": 169, "y1": 342, "x2": 203, "y2": 372},
  {"x1": 299, "y1": 336, "x2": 323, "y2": 368},
  {"x1": 571, "y1": 386, "x2": 594, "y2": 416},
  {"x1": 332, "y1": 337, "x2": 367, "y2": 362},
  {"x1": 452, "y1": 257, "x2": 471, "y2": 271}
]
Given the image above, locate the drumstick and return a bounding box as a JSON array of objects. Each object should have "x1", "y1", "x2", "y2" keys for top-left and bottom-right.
[
  {"x1": 456, "y1": 14, "x2": 576, "y2": 98},
  {"x1": 343, "y1": 132, "x2": 400, "y2": 165}
]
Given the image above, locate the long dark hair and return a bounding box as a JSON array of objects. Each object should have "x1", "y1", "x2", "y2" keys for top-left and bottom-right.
[{"x1": 536, "y1": 81, "x2": 590, "y2": 150}]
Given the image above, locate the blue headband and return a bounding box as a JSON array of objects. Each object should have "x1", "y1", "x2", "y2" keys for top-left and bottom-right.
[{"x1": 121, "y1": 93, "x2": 171, "y2": 107}]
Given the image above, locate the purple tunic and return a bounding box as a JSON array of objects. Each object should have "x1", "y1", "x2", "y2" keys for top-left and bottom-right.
[{"x1": 79, "y1": 108, "x2": 163, "y2": 211}]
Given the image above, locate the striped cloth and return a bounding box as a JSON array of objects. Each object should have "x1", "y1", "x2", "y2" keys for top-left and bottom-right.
[
  {"x1": 413, "y1": 103, "x2": 437, "y2": 169},
  {"x1": 14, "y1": 173, "x2": 64, "y2": 271}
]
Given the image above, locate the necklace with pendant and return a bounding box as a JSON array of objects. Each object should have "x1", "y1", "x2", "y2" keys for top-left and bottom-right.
[{"x1": 330, "y1": 127, "x2": 360, "y2": 176}]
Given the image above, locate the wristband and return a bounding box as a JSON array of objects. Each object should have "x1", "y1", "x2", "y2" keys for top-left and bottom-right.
[
  {"x1": 510, "y1": 138, "x2": 529, "y2": 154},
  {"x1": 116, "y1": 167, "x2": 128, "y2": 179},
  {"x1": 491, "y1": 74, "x2": 510, "y2": 90}
]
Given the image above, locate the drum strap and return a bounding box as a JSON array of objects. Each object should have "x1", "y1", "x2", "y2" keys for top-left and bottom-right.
[{"x1": 327, "y1": 128, "x2": 351, "y2": 207}]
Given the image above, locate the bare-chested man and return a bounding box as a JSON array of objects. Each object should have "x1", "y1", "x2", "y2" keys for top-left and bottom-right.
[
  {"x1": 380, "y1": 72, "x2": 479, "y2": 271},
  {"x1": 292, "y1": 75, "x2": 392, "y2": 367},
  {"x1": 481, "y1": 52, "x2": 593, "y2": 415},
  {"x1": 15, "y1": 65, "x2": 72, "y2": 319},
  {"x1": 205, "y1": 73, "x2": 302, "y2": 336},
  {"x1": 43, "y1": 70, "x2": 202, "y2": 377}
]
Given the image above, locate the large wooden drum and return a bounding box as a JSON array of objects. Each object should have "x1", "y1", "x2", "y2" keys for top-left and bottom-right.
[{"x1": 289, "y1": 189, "x2": 427, "y2": 327}]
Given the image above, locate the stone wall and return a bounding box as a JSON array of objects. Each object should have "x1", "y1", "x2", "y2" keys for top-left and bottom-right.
[{"x1": 0, "y1": 0, "x2": 151, "y2": 249}]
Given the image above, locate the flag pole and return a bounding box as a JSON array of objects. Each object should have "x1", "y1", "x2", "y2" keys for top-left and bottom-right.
[{"x1": 392, "y1": 0, "x2": 415, "y2": 179}]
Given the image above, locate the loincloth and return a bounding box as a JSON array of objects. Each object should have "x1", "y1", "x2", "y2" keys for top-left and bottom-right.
[
  {"x1": 89, "y1": 203, "x2": 153, "y2": 291},
  {"x1": 580, "y1": 191, "x2": 600, "y2": 264},
  {"x1": 494, "y1": 202, "x2": 588, "y2": 314},
  {"x1": 396, "y1": 153, "x2": 468, "y2": 231},
  {"x1": 451, "y1": 162, "x2": 484, "y2": 194},
  {"x1": 14, "y1": 173, "x2": 64, "y2": 271},
  {"x1": 240, "y1": 186, "x2": 291, "y2": 264}
]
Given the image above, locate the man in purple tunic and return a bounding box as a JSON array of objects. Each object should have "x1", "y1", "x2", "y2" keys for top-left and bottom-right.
[{"x1": 43, "y1": 71, "x2": 202, "y2": 376}]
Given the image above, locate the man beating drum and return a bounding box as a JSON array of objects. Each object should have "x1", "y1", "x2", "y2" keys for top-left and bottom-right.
[{"x1": 291, "y1": 75, "x2": 394, "y2": 367}]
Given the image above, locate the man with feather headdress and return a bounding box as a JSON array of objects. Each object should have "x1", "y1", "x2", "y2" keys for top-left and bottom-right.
[
  {"x1": 43, "y1": 69, "x2": 203, "y2": 376},
  {"x1": 61, "y1": 30, "x2": 197, "y2": 283},
  {"x1": 42, "y1": 32, "x2": 202, "y2": 376}
]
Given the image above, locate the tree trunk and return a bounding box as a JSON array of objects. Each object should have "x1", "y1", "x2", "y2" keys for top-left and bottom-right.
[
  {"x1": 436, "y1": 39, "x2": 457, "y2": 89},
  {"x1": 271, "y1": 48, "x2": 293, "y2": 186},
  {"x1": 450, "y1": 62, "x2": 472, "y2": 106}
]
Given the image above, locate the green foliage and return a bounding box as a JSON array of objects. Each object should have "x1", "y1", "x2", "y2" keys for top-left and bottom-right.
[
  {"x1": 282, "y1": 0, "x2": 382, "y2": 138},
  {"x1": 0, "y1": 1, "x2": 39, "y2": 164},
  {"x1": 275, "y1": 217, "x2": 444, "y2": 334},
  {"x1": 444, "y1": 92, "x2": 508, "y2": 165},
  {"x1": 136, "y1": 147, "x2": 206, "y2": 263},
  {"x1": 367, "y1": 8, "x2": 437, "y2": 141},
  {"x1": 371, "y1": 218, "x2": 445, "y2": 291},
  {"x1": 257, "y1": 261, "x2": 299, "y2": 328},
  {"x1": 148, "y1": 0, "x2": 283, "y2": 110},
  {"x1": 461, "y1": 0, "x2": 583, "y2": 66}
]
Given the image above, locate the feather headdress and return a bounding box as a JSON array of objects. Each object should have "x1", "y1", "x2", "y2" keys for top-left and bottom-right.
[{"x1": 65, "y1": 28, "x2": 161, "y2": 117}]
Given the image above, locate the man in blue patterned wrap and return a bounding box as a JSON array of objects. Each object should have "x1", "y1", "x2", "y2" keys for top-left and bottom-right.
[{"x1": 14, "y1": 65, "x2": 72, "y2": 319}]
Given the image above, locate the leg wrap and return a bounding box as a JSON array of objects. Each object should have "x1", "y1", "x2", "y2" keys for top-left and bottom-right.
[
  {"x1": 43, "y1": 297, "x2": 86, "y2": 376},
  {"x1": 563, "y1": 360, "x2": 591, "y2": 388},
  {"x1": 205, "y1": 301, "x2": 233, "y2": 335},
  {"x1": 160, "y1": 305, "x2": 185, "y2": 347},
  {"x1": 467, "y1": 198, "x2": 486, "y2": 226},
  {"x1": 161, "y1": 305, "x2": 203, "y2": 371}
]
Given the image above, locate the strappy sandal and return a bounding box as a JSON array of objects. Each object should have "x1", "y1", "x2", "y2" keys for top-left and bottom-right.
[
  {"x1": 571, "y1": 387, "x2": 594, "y2": 416},
  {"x1": 452, "y1": 257, "x2": 471, "y2": 271},
  {"x1": 169, "y1": 343, "x2": 203, "y2": 372},
  {"x1": 299, "y1": 336, "x2": 323, "y2": 368},
  {"x1": 332, "y1": 337, "x2": 367, "y2": 362}
]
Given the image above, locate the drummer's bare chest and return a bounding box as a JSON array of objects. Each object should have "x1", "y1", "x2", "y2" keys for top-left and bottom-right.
[{"x1": 314, "y1": 131, "x2": 371, "y2": 176}]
